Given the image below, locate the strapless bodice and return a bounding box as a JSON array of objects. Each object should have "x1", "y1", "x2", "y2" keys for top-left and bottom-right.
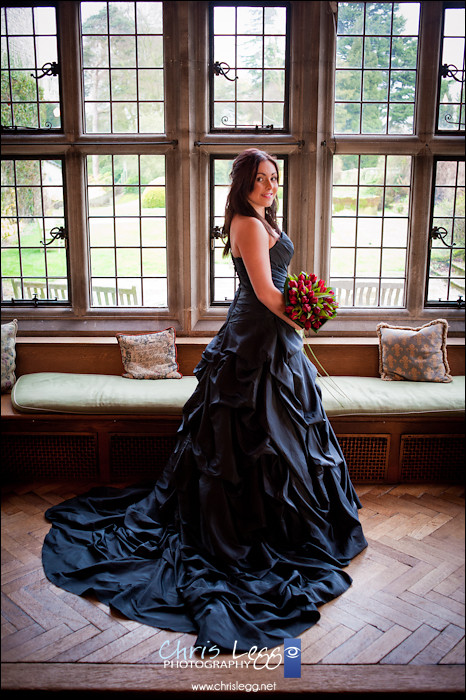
[
  {"x1": 229, "y1": 231, "x2": 294, "y2": 318},
  {"x1": 232, "y1": 230, "x2": 293, "y2": 290}
]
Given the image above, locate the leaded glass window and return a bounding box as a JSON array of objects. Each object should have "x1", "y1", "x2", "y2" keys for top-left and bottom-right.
[
  {"x1": 1, "y1": 157, "x2": 69, "y2": 303},
  {"x1": 86, "y1": 153, "x2": 167, "y2": 307},
  {"x1": 81, "y1": 1, "x2": 164, "y2": 134},
  {"x1": 437, "y1": 3, "x2": 465, "y2": 132},
  {"x1": 1, "y1": 5, "x2": 61, "y2": 131},
  {"x1": 426, "y1": 158, "x2": 465, "y2": 305},
  {"x1": 210, "y1": 2, "x2": 289, "y2": 131},
  {"x1": 330, "y1": 154, "x2": 411, "y2": 307},
  {"x1": 335, "y1": 1, "x2": 420, "y2": 135}
]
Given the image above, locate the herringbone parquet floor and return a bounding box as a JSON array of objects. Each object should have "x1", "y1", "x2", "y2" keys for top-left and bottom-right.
[{"x1": 1, "y1": 481, "x2": 464, "y2": 695}]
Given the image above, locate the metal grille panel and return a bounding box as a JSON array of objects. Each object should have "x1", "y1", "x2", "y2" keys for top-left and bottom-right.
[
  {"x1": 400, "y1": 434, "x2": 465, "y2": 482},
  {"x1": 3, "y1": 433, "x2": 98, "y2": 481},
  {"x1": 110, "y1": 434, "x2": 177, "y2": 480},
  {"x1": 337, "y1": 434, "x2": 390, "y2": 482}
]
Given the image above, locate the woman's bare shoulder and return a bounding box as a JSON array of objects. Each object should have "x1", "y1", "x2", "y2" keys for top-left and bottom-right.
[
  {"x1": 231, "y1": 215, "x2": 267, "y2": 243},
  {"x1": 230, "y1": 216, "x2": 268, "y2": 257},
  {"x1": 231, "y1": 214, "x2": 265, "y2": 232}
]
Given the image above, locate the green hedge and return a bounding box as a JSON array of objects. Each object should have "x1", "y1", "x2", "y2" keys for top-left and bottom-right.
[{"x1": 142, "y1": 186, "x2": 165, "y2": 209}]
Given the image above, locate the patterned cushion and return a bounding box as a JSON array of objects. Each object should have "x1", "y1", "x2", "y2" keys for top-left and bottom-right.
[
  {"x1": 1, "y1": 319, "x2": 18, "y2": 393},
  {"x1": 376, "y1": 319, "x2": 452, "y2": 383},
  {"x1": 116, "y1": 328, "x2": 182, "y2": 379}
]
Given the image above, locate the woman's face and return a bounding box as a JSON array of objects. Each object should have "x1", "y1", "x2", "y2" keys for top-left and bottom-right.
[{"x1": 247, "y1": 160, "x2": 279, "y2": 214}]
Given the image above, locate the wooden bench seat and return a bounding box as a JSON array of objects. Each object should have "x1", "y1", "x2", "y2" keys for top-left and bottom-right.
[{"x1": 2, "y1": 337, "x2": 464, "y2": 484}]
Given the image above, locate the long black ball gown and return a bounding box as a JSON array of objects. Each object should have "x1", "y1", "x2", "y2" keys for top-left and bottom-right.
[{"x1": 42, "y1": 231, "x2": 367, "y2": 652}]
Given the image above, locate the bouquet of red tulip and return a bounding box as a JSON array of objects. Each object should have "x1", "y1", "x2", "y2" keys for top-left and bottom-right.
[
  {"x1": 284, "y1": 272, "x2": 348, "y2": 406},
  {"x1": 284, "y1": 272, "x2": 338, "y2": 332}
]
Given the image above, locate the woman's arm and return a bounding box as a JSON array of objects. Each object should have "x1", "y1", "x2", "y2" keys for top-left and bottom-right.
[{"x1": 230, "y1": 217, "x2": 301, "y2": 330}]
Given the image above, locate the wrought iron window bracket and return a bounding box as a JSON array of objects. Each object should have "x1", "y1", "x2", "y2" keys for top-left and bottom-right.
[
  {"x1": 213, "y1": 61, "x2": 238, "y2": 82},
  {"x1": 219, "y1": 118, "x2": 275, "y2": 128},
  {"x1": 10, "y1": 294, "x2": 62, "y2": 305},
  {"x1": 195, "y1": 139, "x2": 304, "y2": 146},
  {"x1": 210, "y1": 225, "x2": 225, "y2": 250},
  {"x1": 440, "y1": 63, "x2": 465, "y2": 83},
  {"x1": 30, "y1": 61, "x2": 60, "y2": 81},
  {"x1": 1, "y1": 123, "x2": 54, "y2": 132},
  {"x1": 429, "y1": 225, "x2": 456, "y2": 249},
  {"x1": 12, "y1": 293, "x2": 40, "y2": 307},
  {"x1": 41, "y1": 226, "x2": 68, "y2": 247}
]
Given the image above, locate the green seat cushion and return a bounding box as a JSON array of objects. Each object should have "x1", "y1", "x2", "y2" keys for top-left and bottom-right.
[
  {"x1": 11, "y1": 372, "x2": 199, "y2": 415},
  {"x1": 317, "y1": 375, "x2": 465, "y2": 418},
  {"x1": 10, "y1": 372, "x2": 465, "y2": 417}
]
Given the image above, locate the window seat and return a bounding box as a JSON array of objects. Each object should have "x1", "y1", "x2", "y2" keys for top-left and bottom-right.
[
  {"x1": 9, "y1": 371, "x2": 465, "y2": 420},
  {"x1": 2, "y1": 337, "x2": 464, "y2": 485}
]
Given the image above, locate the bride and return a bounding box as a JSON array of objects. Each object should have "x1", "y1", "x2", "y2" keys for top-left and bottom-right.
[{"x1": 42, "y1": 148, "x2": 367, "y2": 652}]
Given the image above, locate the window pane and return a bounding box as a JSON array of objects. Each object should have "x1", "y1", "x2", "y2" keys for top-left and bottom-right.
[
  {"x1": 211, "y1": 2, "x2": 288, "y2": 130},
  {"x1": 81, "y1": 1, "x2": 164, "y2": 133},
  {"x1": 437, "y1": 6, "x2": 465, "y2": 132},
  {"x1": 87, "y1": 154, "x2": 167, "y2": 307},
  {"x1": 335, "y1": 2, "x2": 420, "y2": 135},
  {"x1": 426, "y1": 159, "x2": 465, "y2": 305},
  {"x1": 330, "y1": 154, "x2": 411, "y2": 307},
  {"x1": 337, "y1": 2, "x2": 364, "y2": 34},
  {"x1": 364, "y1": 37, "x2": 390, "y2": 69},
  {"x1": 1, "y1": 5, "x2": 61, "y2": 131},
  {"x1": 1, "y1": 158, "x2": 69, "y2": 303},
  {"x1": 336, "y1": 36, "x2": 363, "y2": 69}
]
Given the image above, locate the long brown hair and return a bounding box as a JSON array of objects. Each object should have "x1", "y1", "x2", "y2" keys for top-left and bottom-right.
[{"x1": 222, "y1": 148, "x2": 280, "y2": 257}]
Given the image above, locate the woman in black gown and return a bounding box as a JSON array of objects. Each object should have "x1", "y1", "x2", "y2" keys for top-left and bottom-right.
[{"x1": 42, "y1": 149, "x2": 367, "y2": 652}]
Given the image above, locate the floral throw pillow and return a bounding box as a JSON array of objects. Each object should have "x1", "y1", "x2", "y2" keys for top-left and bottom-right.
[
  {"x1": 1, "y1": 319, "x2": 18, "y2": 393},
  {"x1": 376, "y1": 319, "x2": 452, "y2": 383},
  {"x1": 116, "y1": 328, "x2": 182, "y2": 379}
]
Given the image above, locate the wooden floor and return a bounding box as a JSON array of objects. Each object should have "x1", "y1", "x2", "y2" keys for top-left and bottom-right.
[{"x1": 1, "y1": 481, "x2": 464, "y2": 696}]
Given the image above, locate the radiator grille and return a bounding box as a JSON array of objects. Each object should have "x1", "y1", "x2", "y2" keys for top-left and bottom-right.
[
  {"x1": 4, "y1": 430, "x2": 462, "y2": 484},
  {"x1": 109, "y1": 434, "x2": 177, "y2": 480},
  {"x1": 3, "y1": 433, "x2": 98, "y2": 481},
  {"x1": 337, "y1": 434, "x2": 389, "y2": 482},
  {"x1": 400, "y1": 434, "x2": 465, "y2": 482}
]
